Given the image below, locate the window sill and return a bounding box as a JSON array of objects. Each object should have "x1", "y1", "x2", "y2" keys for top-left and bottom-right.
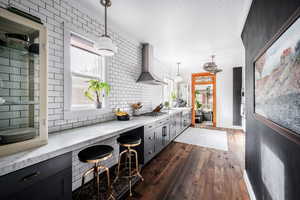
[{"x1": 64, "y1": 107, "x2": 112, "y2": 120}]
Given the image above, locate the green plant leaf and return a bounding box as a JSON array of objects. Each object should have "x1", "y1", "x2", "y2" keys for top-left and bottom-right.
[
  {"x1": 84, "y1": 80, "x2": 111, "y2": 103},
  {"x1": 84, "y1": 91, "x2": 95, "y2": 102}
]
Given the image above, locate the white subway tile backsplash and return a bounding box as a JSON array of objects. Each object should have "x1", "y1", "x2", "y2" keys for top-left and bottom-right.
[{"x1": 0, "y1": 0, "x2": 170, "y2": 190}]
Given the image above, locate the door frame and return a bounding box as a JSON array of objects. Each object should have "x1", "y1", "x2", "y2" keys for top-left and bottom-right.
[{"x1": 191, "y1": 72, "x2": 217, "y2": 127}]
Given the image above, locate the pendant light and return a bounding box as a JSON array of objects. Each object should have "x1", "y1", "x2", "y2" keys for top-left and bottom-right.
[
  {"x1": 98, "y1": 0, "x2": 117, "y2": 56},
  {"x1": 203, "y1": 55, "x2": 222, "y2": 74},
  {"x1": 175, "y1": 62, "x2": 183, "y2": 83}
]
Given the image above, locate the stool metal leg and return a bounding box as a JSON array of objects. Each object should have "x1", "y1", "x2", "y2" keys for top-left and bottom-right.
[
  {"x1": 104, "y1": 167, "x2": 115, "y2": 200},
  {"x1": 114, "y1": 149, "x2": 127, "y2": 184},
  {"x1": 94, "y1": 163, "x2": 100, "y2": 200},
  {"x1": 128, "y1": 147, "x2": 132, "y2": 196},
  {"x1": 131, "y1": 149, "x2": 144, "y2": 181},
  {"x1": 78, "y1": 167, "x2": 94, "y2": 200},
  {"x1": 114, "y1": 143, "x2": 143, "y2": 198}
]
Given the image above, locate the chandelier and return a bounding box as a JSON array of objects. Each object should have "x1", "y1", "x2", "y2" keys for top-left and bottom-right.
[{"x1": 203, "y1": 55, "x2": 222, "y2": 74}]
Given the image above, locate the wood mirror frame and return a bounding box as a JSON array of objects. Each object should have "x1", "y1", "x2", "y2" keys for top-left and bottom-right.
[{"x1": 191, "y1": 73, "x2": 216, "y2": 127}]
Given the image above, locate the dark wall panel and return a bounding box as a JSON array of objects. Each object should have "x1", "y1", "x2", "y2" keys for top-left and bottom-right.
[
  {"x1": 233, "y1": 67, "x2": 242, "y2": 126},
  {"x1": 242, "y1": 1, "x2": 300, "y2": 200}
]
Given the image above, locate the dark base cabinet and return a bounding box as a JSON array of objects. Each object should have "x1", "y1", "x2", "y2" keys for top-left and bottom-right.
[
  {"x1": 143, "y1": 111, "x2": 191, "y2": 165},
  {"x1": 143, "y1": 118, "x2": 170, "y2": 165},
  {"x1": 0, "y1": 153, "x2": 72, "y2": 200}
]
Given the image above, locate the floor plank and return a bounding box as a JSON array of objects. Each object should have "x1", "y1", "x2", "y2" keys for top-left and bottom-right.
[{"x1": 132, "y1": 128, "x2": 249, "y2": 200}]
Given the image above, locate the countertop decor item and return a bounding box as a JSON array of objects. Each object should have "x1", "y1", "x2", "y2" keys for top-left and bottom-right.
[
  {"x1": 203, "y1": 55, "x2": 223, "y2": 74},
  {"x1": 115, "y1": 109, "x2": 130, "y2": 121},
  {"x1": 98, "y1": 0, "x2": 117, "y2": 56},
  {"x1": 153, "y1": 103, "x2": 164, "y2": 113},
  {"x1": 131, "y1": 102, "x2": 143, "y2": 116},
  {"x1": 84, "y1": 80, "x2": 110, "y2": 109}
]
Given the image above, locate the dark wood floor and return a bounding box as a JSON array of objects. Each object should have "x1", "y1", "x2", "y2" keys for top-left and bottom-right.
[{"x1": 131, "y1": 128, "x2": 249, "y2": 200}]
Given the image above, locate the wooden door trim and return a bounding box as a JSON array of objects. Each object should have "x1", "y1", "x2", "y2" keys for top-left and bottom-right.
[{"x1": 191, "y1": 73, "x2": 217, "y2": 127}]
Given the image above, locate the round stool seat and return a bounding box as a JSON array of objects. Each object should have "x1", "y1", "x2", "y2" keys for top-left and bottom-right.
[
  {"x1": 78, "y1": 145, "x2": 113, "y2": 163},
  {"x1": 117, "y1": 135, "x2": 141, "y2": 146}
]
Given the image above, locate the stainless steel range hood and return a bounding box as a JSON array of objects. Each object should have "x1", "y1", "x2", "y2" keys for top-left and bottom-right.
[{"x1": 137, "y1": 43, "x2": 167, "y2": 85}]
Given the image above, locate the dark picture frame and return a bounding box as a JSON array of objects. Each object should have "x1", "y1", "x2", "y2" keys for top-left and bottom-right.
[{"x1": 253, "y1": 8, "x2": 300, "y2": 144}]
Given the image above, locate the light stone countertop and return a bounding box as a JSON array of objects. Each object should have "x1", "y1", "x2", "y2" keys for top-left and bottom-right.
[{"x1": 0, "y1": 108, "x2": 191, "y2": 177}]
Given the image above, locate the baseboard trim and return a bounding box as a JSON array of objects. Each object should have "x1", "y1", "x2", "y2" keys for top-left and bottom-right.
[{"x1": 243, "y1": 170, "x2": 257, "y2": 200}]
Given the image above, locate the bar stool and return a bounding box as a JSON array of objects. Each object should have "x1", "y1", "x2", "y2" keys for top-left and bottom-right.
[
  {"x1": 114, "y1": 135, "x2": 144, "y2": 197},
  {"x1": 78, "y1": 145, "x2": 115, "y2": 200}
]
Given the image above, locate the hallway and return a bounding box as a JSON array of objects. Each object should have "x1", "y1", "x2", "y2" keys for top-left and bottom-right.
[{"x1": 133, "y1": 128, "x2": 248, "y2": 200}]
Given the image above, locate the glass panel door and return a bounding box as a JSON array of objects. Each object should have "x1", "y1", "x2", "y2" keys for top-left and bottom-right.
[{"x1": 0, "y1": 15, "x2": 40, "y2": 145}]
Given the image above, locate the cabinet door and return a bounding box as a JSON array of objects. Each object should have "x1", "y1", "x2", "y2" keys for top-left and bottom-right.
[
  {"x1": 176, "y1": 113, "x2": 182, "y2": 136},
  {"x1": 155, "y1": 126, "x2": 163, "y2": 153},
  {"x1": 170, "y1": 124, "x2": 176, "y2": 140},
  {"x1": 183, "y1": 114, "x2": 189, "y2": 129},
  {"x1": 161, "y1": 124, "x2": 169, "y2": 147},
  {"x1": 13, "y1": 168, "x2": 72, "y2": 200},
  {"x1": 144, "y1": 130, "x2": 155, "y2": 164},
  {"x1": 1, "y1": 153, "x2": 72, "y2": 200},
  {"x1": 188, "y1": 111, "x2": 192, "y2": 125},
  {"x1": 0, "y1": 8, "x2": 48, "y2": 157},
  {"x1": 170, "y1": 116, "x2": 176, "y2": 140}
]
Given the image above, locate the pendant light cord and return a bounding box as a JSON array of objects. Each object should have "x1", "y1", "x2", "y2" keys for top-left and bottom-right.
[
  {"x1": 104, "y1": 4, "x2": 107, "y2": 36},
  {"x1": 100, "y1": 0, "x2": 112, "y2": 37},
  {"x1": 177, "y1": 62, "x2": 181, "y2": 75}
]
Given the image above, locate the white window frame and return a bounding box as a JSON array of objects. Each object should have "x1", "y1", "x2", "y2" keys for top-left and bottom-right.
[
  {"x1": 63, "y1": 23, "x2": 111, "y2": 120},
  {"x1": 163, "y1": 77, "x2": 175, "y2": 104}
]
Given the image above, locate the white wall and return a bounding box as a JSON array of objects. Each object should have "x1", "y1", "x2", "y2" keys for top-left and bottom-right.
[
  {"x1": 216, "y1": 67, "x2": 233, "y2": 128},
  {"x1": 0, "y1": 0, "x2": 174, "y2": 133},
  {"x1": 181, "y1": 64, "x2": 241, "y2": 129}
]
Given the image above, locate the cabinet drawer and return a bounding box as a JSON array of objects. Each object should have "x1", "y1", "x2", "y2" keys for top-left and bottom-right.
[
  {"x1": 156, "y1": 118, "x2": 169, "y2": 126},
  {"x1": 144, "y1": 122, "x2": 156, "y2": 132},
  {"x1": 144, "y1": 117, "x2": 169, "y2": 132},
  {"x1": 144, "y1": 142, "x2": 155, "y2": 163},
  {"x1": 0, "y1": 153, "x2": 72, "y2": 199}
]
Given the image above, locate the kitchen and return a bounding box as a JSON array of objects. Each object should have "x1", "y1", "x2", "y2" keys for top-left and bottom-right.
[
  {"x1": 2, "y1": 0, "x2": 296, "y2": 200},
  {"x1": 0, "y1": 1, "x2": 195, "y2": 198}
]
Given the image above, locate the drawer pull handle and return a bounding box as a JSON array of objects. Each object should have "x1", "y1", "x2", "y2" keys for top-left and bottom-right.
[
  {"x1": 148, "y1": 137, "x2": 152, "y2": 140},
  {"x1": 148, "y1": 151, "x2": 152, "y2": 155},
  {"x1": 148, "y1": 126, "x2": 152, "y2": 128},
  {"x1": 21, "y1": 171, "x2": 40, "y2": 182}
]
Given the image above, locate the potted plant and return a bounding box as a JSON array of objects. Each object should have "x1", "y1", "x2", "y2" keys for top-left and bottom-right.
[
  {"x1": 164, "y1": 101, "x2": 170, "y2": 110},
  {"x1": 195, "y1": 100, "x2": 202, "y2": 111},
  {"x1": 171, "y1": 91, "x2": 177, "y2": 107},
  {"x1": 84, "y1": 80, "x2": 110, "y2": 109}
]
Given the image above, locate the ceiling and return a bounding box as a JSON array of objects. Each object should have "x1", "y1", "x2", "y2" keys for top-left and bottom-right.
[{"x1": 74, "y1": 0, "x2": 252, "y2": 75}]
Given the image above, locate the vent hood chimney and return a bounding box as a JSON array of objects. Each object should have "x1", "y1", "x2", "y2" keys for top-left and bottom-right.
[{"x1": 137, "y1": 43, "x2": 167, "y2": 85}]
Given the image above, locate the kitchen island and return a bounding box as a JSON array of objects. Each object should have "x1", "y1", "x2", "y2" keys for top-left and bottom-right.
[{"x1": 0, "y1": 108, "x2": 191, "y2": 199}]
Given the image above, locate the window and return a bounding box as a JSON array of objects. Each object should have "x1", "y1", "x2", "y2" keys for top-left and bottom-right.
[
  {"x1": 64, "y1": 26, "x2": 108, "y2": 119},
  {"x1": 163, "y1": 78, "x2": 174, "y2": 103},
  {"x1": 70, "y1": 34, "x2": 104, "y2": 109}
]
